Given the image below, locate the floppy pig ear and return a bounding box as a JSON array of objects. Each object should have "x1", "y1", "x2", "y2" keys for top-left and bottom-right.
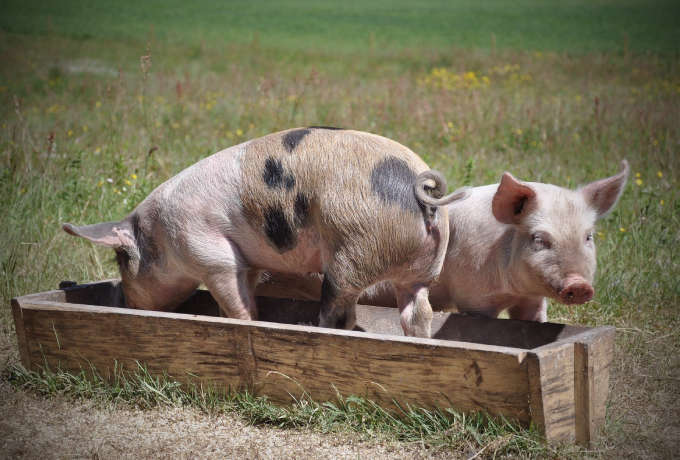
[
  {"x1": 492, "y1": 172, "x2": 537, "y2": 225},
  {"x1": 62, "y1": 221, "x2": 136, "y2": 248},
  {"x1": 581, "y1": 160, "x2": 629, "y2": 219}
]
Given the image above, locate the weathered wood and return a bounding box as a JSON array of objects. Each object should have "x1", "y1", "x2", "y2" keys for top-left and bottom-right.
[
  {"x1": 10, "y1": 298, "x2": 31, "y2": 368},
  {"x1": 256, "y1": 272, "x2": 322, "y2": 301},
  {"x1": 527, "y1": 341, "x2": 576, "y2": 443},
  {"x1": 255, "y1": 274, "x2": 589, "y2": 347},
  {"x1": 18, "y1": 300, "x2": 532, "y2": 421},
  {"x1": 11, "y1": 280, "x2": 616, "y2": 445},
  {"x1": 573, "y1": 327, "x2": 615, "y2": 445}
]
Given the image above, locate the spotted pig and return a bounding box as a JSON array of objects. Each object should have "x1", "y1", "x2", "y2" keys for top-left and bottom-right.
[{"x1": 62, "y1": 128, "x2": 468, "y2": 337}]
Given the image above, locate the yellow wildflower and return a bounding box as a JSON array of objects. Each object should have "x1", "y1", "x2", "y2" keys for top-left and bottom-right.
[
  {"x1": 657, "y1": 171, "x2": 663, "y2": 178},
  {"x1": 635, "y1": 179, "x2": 642, "y2": 186},
  {"x1": 620, "y1": 227, "x2": 626, "y2": 232},
  {"x1": 131, "y1": 174, "x2": 137, "y2": 180}
]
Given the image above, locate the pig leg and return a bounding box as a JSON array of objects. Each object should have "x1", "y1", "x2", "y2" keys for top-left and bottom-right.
[
  {"x1": 507, "y1": 298, "x2": 548, "y2": 322},
  {"x1": 189, "y1": 238, "x2": 259, "y2": 321},
  {"x1": 394, "y1": 283, "x2": 433, "y2": 338},
  {"x1": 204, "y1": 268, "x2": 260, "y2": 321},
  {"x1": 318, "y1": 273, "x2": 359, "y2": 331}
]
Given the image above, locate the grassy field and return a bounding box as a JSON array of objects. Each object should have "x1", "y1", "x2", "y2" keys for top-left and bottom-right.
[
  {"x1": 1, "y1": 1, "x2": 679, "y2": 458},
  {"x1": 1, "y1": 0, "x2": 679, "y2": 53}
]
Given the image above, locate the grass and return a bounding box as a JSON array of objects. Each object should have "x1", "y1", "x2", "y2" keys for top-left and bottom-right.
[
  {"x1": 3, "y1": 360, "x2": 565, "y2": 458},
  {"x1": 0, "y1": 0, "x2": 679, "y2": 53},
  {"x1": 0, "y1": 2, "x2": 679, "y2": 458}
]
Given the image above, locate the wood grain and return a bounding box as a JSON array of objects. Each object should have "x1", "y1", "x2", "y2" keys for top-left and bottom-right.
[
  {"x1": 18, "y1": 300, "x2": 532, "y2": 422},
  {"x1": 11, "y1": 280, "x2": 616, "y2": 445},
  {"x1": 573, "y1": 327, "x2": 615, "y2": 445},
  {"x1": 10, "y1": 298, "x2": 31, "y2": 368},
  {"x1": 527, "y1": 341, "x2": 577, "y2": 443}
]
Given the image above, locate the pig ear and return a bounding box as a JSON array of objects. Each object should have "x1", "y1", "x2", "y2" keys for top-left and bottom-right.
[
  {"x1": 581, "y1": 160, "x2": 629, "y2": 219},
  {"x1": 492, "y1": 172, "x2": 537, "y2": 225},
  {"x1": 62, "y1": 221, "x2": 136, "y2": 248}
]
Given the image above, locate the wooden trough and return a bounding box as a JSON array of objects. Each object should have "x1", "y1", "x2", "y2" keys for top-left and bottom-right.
[{"x1": 11, "y1": 279, "x2": 614, "y2": 445}]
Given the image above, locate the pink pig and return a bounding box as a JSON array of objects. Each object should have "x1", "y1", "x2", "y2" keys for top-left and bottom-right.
[{"x1": 423, "y1": 160, "x2": 629, "y2": 321}]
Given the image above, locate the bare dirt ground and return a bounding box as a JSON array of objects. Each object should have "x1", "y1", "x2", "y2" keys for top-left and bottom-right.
[{"x1": 0, "y1": 381, "x2": 443, "y2": 460}]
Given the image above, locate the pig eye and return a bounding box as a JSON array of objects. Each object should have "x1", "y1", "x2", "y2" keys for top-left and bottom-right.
[
  {"x1": 586, "y1": 234, "x2": 594, "y2": 243},
  {"x1": 532, "y1": 235, "x2": 546, "y2": 247}
]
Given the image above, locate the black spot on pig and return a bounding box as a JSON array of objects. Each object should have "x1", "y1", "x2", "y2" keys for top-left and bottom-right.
[
  {"x1": 263, "y1": 158, "x2": 296, "y2": 190},
  {"x1": 294, "y1": 192, "x2": 311, "y2": 226},
  {"x1": 370, "y1": 156, "x2": 421, "y2": 214},
  {"x1": 264, "y1": 205, "x2": 296, "y2": 252},
  {"x1": 308, "y1": 126, "x2": 344, "y2": 130},
  {"x1": 282, "y1": 128, "x2": 311, "y2": 152}
]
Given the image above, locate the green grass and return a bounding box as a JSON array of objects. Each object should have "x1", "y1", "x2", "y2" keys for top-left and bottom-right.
[
  {"x1": 0, "y1": 2, "x2": 679, "y2": 457},
  {"x1": 0, "y1": 0, "x2": 679, "y2": 53},
  {"x1": 4, "y1": 360, "x2": 567, "y2": 458}
]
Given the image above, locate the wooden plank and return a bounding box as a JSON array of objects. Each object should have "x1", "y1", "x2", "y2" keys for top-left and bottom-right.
[
  {"x1": 18, "y1": 301, "x2": 533, "y2": 421},
  {"x1": 256, "y1": 272, "x2": 322, "y2": 301},
  {"x1": 27, "y1": 280, "x2": 588, "y2": 349},
  {"x1": 10, "y1": 298, "x2": 31, "y2": 369},
  {"x1": 573, "y1": 327, "x2": 615, "y2": 446},
  {"x1": 178, "y1": 287, "x2": 587, "y2": 349},
  {"x1": 526, "y1": 341, "x2": 576, "y2": 443},
  {"x1": 14, "y1": 279, "x2": 124, "y2": 307}
]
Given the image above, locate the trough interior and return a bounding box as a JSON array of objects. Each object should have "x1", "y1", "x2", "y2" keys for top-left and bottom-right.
[{"x1": 43, "y1": 280, "x2": 587, "y2": 350}]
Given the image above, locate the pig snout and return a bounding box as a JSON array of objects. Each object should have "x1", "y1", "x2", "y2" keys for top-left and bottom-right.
[{"x1": 559, "y1": 275, "x2": 594, "y2": 304}]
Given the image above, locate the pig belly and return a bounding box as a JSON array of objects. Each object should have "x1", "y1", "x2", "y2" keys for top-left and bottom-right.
[{"x1": 234, "y1": 228, "x2": 325, "y2": 275}]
